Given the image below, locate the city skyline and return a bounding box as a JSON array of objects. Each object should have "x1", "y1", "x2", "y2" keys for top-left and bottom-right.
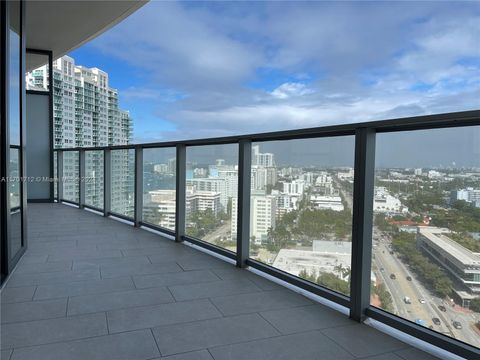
[
  {"x1": 143, "y1": 140, "x2": 480, "y2": 347},
  {"x1": 143, "y1": 128, "x2": 480, "y2": 169}
]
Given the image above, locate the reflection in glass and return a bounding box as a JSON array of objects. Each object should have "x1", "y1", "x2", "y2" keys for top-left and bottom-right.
[
  {"x1": 371, "y1": 126, "x2": 480, "y2": 349},
  {"x1": 9, "y1": 148, "x2": 20, "y2": 209},
  {"x1": 8, "y1": 0, "x2": 22, "y2": 261},
  {"x1": 142, "y1": 148, "x2": 176, "y2": 230},
  {"x1": 9, "y1": 2, "x2": 20, "y2": 146},
  {"x1": 25, "y1": 53, "x2": 50, "y2": 92},
  {"x1": 62, "y1": 151, "x2": 79, "y2": 203},
  {"x1": 111, "y1": 149, "x2": 135, "y2": 218},
  {"x1": 85, "y1": 151, "x2": 104, "y2": 209},
  {"x1": 249, "y1": 138, "x2": 355, "y2": 296},
  {"x1": 54, "y1": 151, "x2": 58, "y2": 199},
  {"x1": 185, "y1": 144, "x2": 238, "y2": 253},
  {"x1": 9, "y1": 148, "x2": 21, "y2": 260}
]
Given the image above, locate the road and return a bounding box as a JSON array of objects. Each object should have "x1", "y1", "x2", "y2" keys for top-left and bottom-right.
[
  {"x1": 333, "y1": 176, "x2": 353, "y2": 212},
  {"x1": 334, "y1": 176, "x2": 480, "y2": 347},
  {"x1": 203, "y1": 221, "x2": 232, "y2": 246},
  {"x1": 373, "y1": 234, "x2": 449, "y2": 334},
  {"x1": 373, "y1": 228, "x2": 480, "y2": 347}
]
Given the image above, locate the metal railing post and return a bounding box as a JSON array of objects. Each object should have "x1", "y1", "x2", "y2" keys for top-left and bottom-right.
[
  {"x1": 236, "y1": 140, "x2": 252, "y2": 267},
  {"x1": 79, "y1": 150, "x2": 85, "y2": 208},
  {"x1": 134, "y1": 146, "x2": 143, "y2": 227},
  {"x1": 104, "y1": 149, "x2": 111, "y2": 217},
  {"x1": 175, "y1": 144, "x2": 186, "y2": 242},
  {"x1": 350, "y1": 127, "x2": 376, "y2": 322},
  {"x1": 57, "y1": 150, "x2": 64, "y2": 201}
]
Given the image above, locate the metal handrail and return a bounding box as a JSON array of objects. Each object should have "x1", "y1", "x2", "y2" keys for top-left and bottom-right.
[{"x1": 53, "y1": 109, "x2": 479, "y2": 152}]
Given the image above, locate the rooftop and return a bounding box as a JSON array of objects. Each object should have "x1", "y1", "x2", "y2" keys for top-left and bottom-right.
[
  {"x1": 418, "y1": 227, "x2": 480, "y2": 266},
  {"x1": 0, "y1": 204, "x2": 437, "y2": 360}
]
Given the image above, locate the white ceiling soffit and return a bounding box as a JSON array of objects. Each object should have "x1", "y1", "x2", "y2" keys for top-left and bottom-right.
[{"x1": 26, "y1": 0, "x2": 147, "y2": 70}]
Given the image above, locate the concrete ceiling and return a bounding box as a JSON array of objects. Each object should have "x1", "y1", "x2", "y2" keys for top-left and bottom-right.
[{"x1": 25, "y1": 0, "x2": 147, "y2": 70}]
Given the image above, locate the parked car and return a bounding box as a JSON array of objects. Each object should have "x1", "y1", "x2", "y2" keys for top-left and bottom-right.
[
  {"x1": 453, "y1": 321, "x2": 462, "y2": 329},
  {"x1": 432, "y1": 318, "x2": 441, "y2": 326},
  {"x1": 415, "y1": 319, "x2": 427, "y2": 327},
  {"x1": 380, "y1": 267, "x2": 385, "y2": 272},
  {"x1": 406, "y1": 276, "x2": 412, "y2": 281},
  {"x1": 390, "y1": 273, "x2": 396, "y2": 280},
  {"x1": 403, "y1": 296, "x2": 411, "y2": 304},
  {"x1": 419, "y1": 298, "x2": 426, "y2": 304},
  {"x1": 438, "y1": 305, "x2": 447, "y2": 312}
]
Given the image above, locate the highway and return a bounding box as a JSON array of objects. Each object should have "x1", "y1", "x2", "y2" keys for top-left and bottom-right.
[
  {"x1": 373, "y1": 230, "x2": 450, "y2": 334},
  {"x1": 202, "y1": 220, "x2": 234, "y2": 251},
  {"x1": 373, "y1": 228, "x2": 480, "y2": 347},
  {"x1": 334, "y1": 176, "x2": 479, "y2": 347}
]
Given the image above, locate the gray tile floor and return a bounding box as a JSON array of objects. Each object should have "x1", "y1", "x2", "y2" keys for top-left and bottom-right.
[{"x1": 0, "y1": 204, "x2": 440, "y2": 360}]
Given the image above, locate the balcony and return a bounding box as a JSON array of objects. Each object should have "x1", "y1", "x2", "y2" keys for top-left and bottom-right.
[
  {"x1": 3, "y1": 111, "x2": 474, "y2": 360},
  {"x1": 3, "y1": 0, "x2": 480, "y2": 359},
  {"x1": 1, "y1": 203, "x2": 435, "y2": 360}
]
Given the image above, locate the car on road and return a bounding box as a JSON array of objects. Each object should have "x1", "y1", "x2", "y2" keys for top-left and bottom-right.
[
  {"x1": 432, "y1": 318, "x2": 441, "y2": 326},
  {"x1": 406, "y1": 276, "x2": 412, "y2": 281},
  {"x1": 438, "y1": 305, "x2": 447, "y2": 312},
  {"x1": 403, "y1": 296, "x2": 411, "y2": 304},
  {"x1": 380, "y1": 267, "x2": 385, "y2": 272},
  {"x1": 452, "y1": 321, "x2": 462, "y2": 329},
  {"x1": 418, "y1": 298, "x2": 426, "y2": 304},
  {"x1": 415, "y1": 319, "x2": 427, "y2": 327},
  {"x1": 390, "y1": 273, "x2": 396, "y2": 280}
]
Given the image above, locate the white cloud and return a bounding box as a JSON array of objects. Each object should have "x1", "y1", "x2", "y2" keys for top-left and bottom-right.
[
  {"x1": 84, "y1": 1, "x2": 480, "y2": 141},
  {"x1": 271, "y1": 82, "x2": 315, "y2": 99}
]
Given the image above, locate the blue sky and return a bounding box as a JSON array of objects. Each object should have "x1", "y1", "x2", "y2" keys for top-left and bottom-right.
[{"x1": 70, "y1": 1, "x2": 480, "y2": 144}]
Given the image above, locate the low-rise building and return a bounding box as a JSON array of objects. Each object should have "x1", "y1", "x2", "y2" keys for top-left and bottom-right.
[
  {"x1": 373, "y1": 187, "x2": 407, "y2": 214},
  {"x1": 417, "y1": 227, "x2": 480, "y2": 307},
  {"x1": 143, "y1": 190, "x2": 176, "y2": 230},
  {"x1": 310, "y1": 195, "x2": 344, "y2": 211},
  {"x1": 272, "y1": 240, "x2": 376, "y2": 284},
  {"x1": 186, "y1": 189, "x2": 221, "y2": 216}
]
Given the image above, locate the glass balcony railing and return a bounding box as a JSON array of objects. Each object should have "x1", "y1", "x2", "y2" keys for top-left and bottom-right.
[
  {"x1": 185, "y1": 144, "x2": 238, "y2": 253},
  {"x1": 142, "y1": 147, "x2": 176, "y2": 232},
  {"x1": 53, "y1": 110, "x2": 480, "y2": 359},
  {"x1": 110, "y1": 149, "x2": 135, "y2": 218},
  {"x1": 249, "y1": 137, "x2": 355, "y2": 297},
  {"x1": 84, "y1": 150, "x2": 104, "y2": 210}
]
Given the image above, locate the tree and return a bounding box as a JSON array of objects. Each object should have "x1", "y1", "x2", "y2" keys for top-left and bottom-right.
[
  {"x1": 392, "y1": 232, "x2": 453, "y2": 298},
  {"x1": 299, "y1": 268, "x2": 350, "y2": 296},
  {"x1": 372, "y1": 283, "x2": 394, "y2": 313},
  {"x1": 186, "y1": 209, "x2": 218, "y2": 238},
  {"x1": 469, "y1": 298, "x2": 480, "y2": 313}
]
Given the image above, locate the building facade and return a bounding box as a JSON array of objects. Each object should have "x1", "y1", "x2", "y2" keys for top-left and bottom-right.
[
  {"x1": 27, "y1": 55, "x2": 133, "y2": 214},
  {"x1": 417, "y1": 227, "x2": 480, "y2": 307}
]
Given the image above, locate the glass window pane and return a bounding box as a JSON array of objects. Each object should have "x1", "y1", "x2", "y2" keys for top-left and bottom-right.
[
  {"x1": 371, "y1": 126, "x2": 480, "y2": 349},
  {"x1": 111, "y1": 149, "x2": 135, "y2": 218},
  {"x1": 143, "y1": 148, "x2": 176, "y2": 230},
  {"x1": 8, "y1": 0, "x2": 22, "y2": 262},
  {"x1": 54, "y1": 151, "x2": 58, "y2": 199},
  {"x1": 185, "y1": 144, "x2": 238, "y2": 253},
  {"x1": 62, "y1": 151, "x2": 79, "y2": 203},
  {"x1": 85, "y1": 151, "x2": 104, "y2": 209},
  {"x1": 26, "y1": 53, "x2": 49, "y2": 92},
  {"x1": 249, "y1": 137, "x2": 355, "y2": 296},
  {"x1": 8, "y1": 0, "x2": 20, "y2": 146},
  {"x1": 9, "y1": 148, "x2": 20, "y2": 209}
]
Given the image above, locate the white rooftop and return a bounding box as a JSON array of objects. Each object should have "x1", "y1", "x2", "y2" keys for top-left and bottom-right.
[{"x1": 418, "y1": 227, "x2": 480, "y2": 266}]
